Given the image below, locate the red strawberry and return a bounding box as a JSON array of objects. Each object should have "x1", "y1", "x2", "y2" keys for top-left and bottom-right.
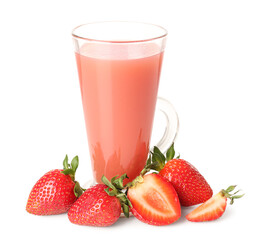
[
  {"x1": 26, "y1": 155, "x2": 83, "y2": 215},
  {"x1": 127, "y1": 173, "x2": 181, "y2": 226},
  {"x1": 68, "y1": 174, "x2": 131, "y2": 226},
  {"x1": 147, "y1": 144, "x2": 213, "y2": 206},
  {"x1": 159, "y1": 158, "x2": 213, "y2": 206},
  {"x1": 186, "y1": 185, "x2": 244, "y2": 222},
  {"x1": 68, "y1": 184, "x2": 121, "y2": 226}
]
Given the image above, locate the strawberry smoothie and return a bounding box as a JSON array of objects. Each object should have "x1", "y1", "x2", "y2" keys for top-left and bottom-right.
[{"x1": 75, "y1": 43, "x2": 164, "y2": 183}]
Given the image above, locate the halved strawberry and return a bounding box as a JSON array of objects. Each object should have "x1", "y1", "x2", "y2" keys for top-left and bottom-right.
[
  {"x1": 186, "y1": 185, "x2": 244, "y2": 222},
  {"x1": 127, "y1": 173, "x2": 181, "y2": 226}
]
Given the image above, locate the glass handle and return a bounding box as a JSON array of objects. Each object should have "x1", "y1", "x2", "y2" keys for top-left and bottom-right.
[{"x1": 154, "y1": 97, "x2": 179, "y2": 153}]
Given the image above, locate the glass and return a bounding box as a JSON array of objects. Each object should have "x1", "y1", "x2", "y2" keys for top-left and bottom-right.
[{"x1": 72, "y1": 21, "x2": 179, "y2": 184}]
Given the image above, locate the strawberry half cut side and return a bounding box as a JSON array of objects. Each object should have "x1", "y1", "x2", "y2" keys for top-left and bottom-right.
[
  {"x1": 186, "y1": 185, "x2": 244, "y2": 222},
  {"x1": 127, "y1": 173, "x2": 181, "y2": 226}
]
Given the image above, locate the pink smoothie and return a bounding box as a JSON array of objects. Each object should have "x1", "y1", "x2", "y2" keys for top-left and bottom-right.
[{"x1": 75, "y1": 44, "x2": 164, "y2": 183}]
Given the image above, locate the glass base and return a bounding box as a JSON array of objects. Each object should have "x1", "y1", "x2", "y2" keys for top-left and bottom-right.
[{"x1": 83, "y1": 179, "x2": 97, "y2": 189}]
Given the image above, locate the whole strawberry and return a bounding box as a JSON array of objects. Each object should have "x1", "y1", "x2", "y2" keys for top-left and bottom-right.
[
  {"x1": 26, "y1": 155, "x2": 83, "y2": 215},
  {"x1": 147, "y1": 144, "x2": 213, "y2": 206},
  {"x1": 68, "y1": 174, "x2": 131, "y2": 227},
  {"x1": 160, "y1": 158, "x2": 213, "y2": 206},
  {"x1": 68, "y1": 184, "x2": 120, "y2": 226}
]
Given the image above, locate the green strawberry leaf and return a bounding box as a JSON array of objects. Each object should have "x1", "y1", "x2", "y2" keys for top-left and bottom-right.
[
  {"x1": 153, "y1": 146, "x2": 166, "y2": 164},
  {"x1": 232, "y1": 194, "x2": 245, "y2": 199},
  {"x1": 112, "y1": 174, "x2": 128, "y2": 190},
  {"x1": 74, "y1": 181, "x2": 83, "y2": 197},
  {"x1": 63, "y1": 155, "x2": 69, "y2": 170},
  {"x1": 146, "y1": 155, "x2": 152, "y2": 166},
  {"x1": 226, "y1": 185, "x2": 237, "y2": 193},
  {"x1": 151, "y1": 152, "x2": 165, "y2": 171},
  {"x1": 102, "y1": 175, "x2": 115, "y2": 189},
  {"x1": 71, "y1": 156, "x2": 79, "y2": 173},
  {"x1": 104, "y1": 188, "x2": 116, "y2": 197},
  {"x1": 166, "y1": 143, "x2": 175, "y2": 161},
  {"x1": 61, "y1": 168, "x2": 75, "y2": 176},
  {"x1": 121, "y1": 203, "x2": 130, "y2": 218},
  {"x1": 151, "y1": 152, "x2": 163, "y2": 165}
]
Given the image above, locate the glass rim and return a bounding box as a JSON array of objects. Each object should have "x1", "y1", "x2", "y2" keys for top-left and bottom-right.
[{"x1": 71, "y1": 21, "x2": 168, "y2": 44}]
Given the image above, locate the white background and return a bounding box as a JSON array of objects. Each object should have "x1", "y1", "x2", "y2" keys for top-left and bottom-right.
[{"x1": 0, "y1": 0, "x2": 264, "y2": 239}]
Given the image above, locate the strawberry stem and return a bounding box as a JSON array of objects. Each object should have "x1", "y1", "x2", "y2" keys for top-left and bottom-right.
[{"x1": 125, "y1": 175, "x2": 144, "y2": 188}]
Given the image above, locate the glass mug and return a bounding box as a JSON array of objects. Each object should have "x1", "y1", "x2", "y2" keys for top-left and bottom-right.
[{"x1": 72, "y1": 22, "x2": 179, "y2": 184}]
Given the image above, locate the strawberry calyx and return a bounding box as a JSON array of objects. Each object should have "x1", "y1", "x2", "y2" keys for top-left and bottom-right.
[
  {"x1": 123, "y1": 143, "x2": 178, "y2": 188},
  {"x1": 101, "y1": 174, "x2": 132, "y2": 218},
  {"x1": 143, "y1": 143, "x2": 179, "y2": 173},
  {"x1": 220, "y1": 185, "x2": 245, "y2": 205},
  {"x1": 61, "y1": 155, "x2": 85, "y2": 198}
]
